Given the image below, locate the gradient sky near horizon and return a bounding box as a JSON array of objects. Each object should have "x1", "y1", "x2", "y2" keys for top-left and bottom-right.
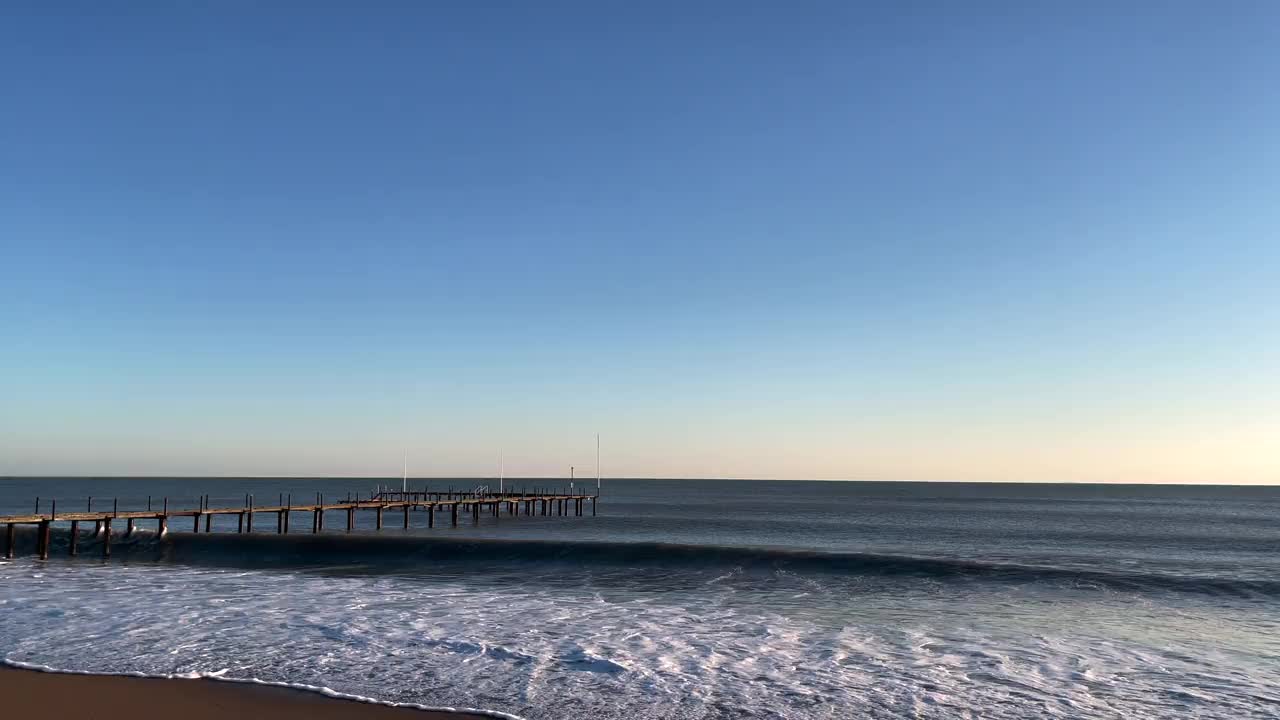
[{"x1": 2, "y1": 3, "x2": 1277, "y2": 483}]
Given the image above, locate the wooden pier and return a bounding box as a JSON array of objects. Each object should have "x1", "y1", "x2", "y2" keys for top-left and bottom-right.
[{"x1": 0, "y1": 489, "x2": 598, "y2": 561}]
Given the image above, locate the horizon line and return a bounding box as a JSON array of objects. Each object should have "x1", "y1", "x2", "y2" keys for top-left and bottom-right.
[{"x1": 1, "y1": 475, "x2": 1275, "y2": 488}]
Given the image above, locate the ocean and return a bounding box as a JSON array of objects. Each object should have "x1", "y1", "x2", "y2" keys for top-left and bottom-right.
[{"x1": 1, "y1": 478, "x2": 1278, "y2": 719}]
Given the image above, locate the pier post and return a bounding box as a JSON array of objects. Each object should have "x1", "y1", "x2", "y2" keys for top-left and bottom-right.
[
  {"x1": 158, "y1": 516, "x2": 167, "y2": 536},
  {"x1": 592, "y1": 497, "x2": 597, "y2": 516},
  {"x1": 102, "y1": 518, "x2": 112, "y2": 558},
  {"x1": 95, "y1": 520, "x2": 103, "y2": 536},
  {"x1": 126, "y1": 518, "x2": 135, "y2": 538},
  {"x1": 4, "y1": 523, "x2": 13, "y2": 558},
  {"x1": 346, "y1": 507, "x2": 354, "y2": 532},
  {"x1": 238, "y1": 513, "x2": 244, "y2": 533},
  {"x1": 193, "y1": 514, "x2": 201, "y2": 533},
  {"x1": 428, "y1": 504, "x2": 435, "y2": 528},
  {"x1": 37, "y1": 520, "x2": 50, "y2": 560},
  {"x1": 376, "y1": 506, "x2": 383, "y2": 529},
  {"x1": 403, "y1": 504, "x2": 409, "y2": 529},
  {"x1": 277, "y1": 511, "x2": 284, "y2": 534},
  {"x1": 205, "y1": 513, "x2": 212, "y2": 533},
  {"x1": 70, "y1": 521, "x2": 80, "y2": 556},
  {"x1": 451, "y1": 504, "x2": 458, "y2": 526},
  {"x1": 283, "y1": 509, "x2": 290, "y2": 533}
]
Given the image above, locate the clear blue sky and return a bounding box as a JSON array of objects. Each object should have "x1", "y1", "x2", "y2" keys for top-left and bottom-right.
[{"x1": 2, "y1": 2, "x2": 1277, "y2": 482}]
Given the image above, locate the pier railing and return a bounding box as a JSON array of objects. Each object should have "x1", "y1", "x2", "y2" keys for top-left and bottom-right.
[{"x1": 1, "y1": 489, "x2": 599, "y2": 561}]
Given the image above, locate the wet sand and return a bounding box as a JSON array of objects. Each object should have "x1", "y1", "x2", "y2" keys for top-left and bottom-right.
[{"x1": 0, "y1": 666, "x2": 492, "y2": 720}]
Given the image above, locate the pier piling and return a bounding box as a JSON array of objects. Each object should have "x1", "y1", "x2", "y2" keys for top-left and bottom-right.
[
  {"x1": 37, "y1": 520, "x2": 50, "y2": 560},
  {"x1": 0, "y1": 487, "x2": 600, "y2": 560}
]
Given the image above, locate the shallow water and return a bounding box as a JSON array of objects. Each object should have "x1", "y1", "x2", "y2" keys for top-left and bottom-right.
[{"x1": 2, "y1": 478, "x2": 1279, "y2": 718}]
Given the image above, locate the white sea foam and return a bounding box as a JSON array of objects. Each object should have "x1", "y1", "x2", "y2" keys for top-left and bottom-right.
[{"x1": 1, "y1": 558, "x2": 1278, "y2": 719}]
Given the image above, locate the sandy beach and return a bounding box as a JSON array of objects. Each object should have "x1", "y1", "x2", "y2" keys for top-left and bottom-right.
[{"x1": 0, "y1": 667, "x2": 491, "y2": 720}]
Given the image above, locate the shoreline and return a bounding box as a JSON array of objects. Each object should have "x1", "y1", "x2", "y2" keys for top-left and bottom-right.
[{"x1": 0, "y1": 664, "x2": 501, "y2": 720}]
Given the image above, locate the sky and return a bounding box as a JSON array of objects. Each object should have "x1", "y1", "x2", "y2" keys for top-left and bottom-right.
[{"x1": 1, "y1": 2, "x2": 1277, "y2": 483}]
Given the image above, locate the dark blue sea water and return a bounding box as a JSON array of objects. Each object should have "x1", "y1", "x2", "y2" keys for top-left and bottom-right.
[{"x1": 2, "y1": 478, "x2": 1278, "y2": 719}]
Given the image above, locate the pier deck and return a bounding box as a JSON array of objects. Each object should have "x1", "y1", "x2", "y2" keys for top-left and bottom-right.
[{"x1": 0, "y1": 490, "x2": 598, "y2": 560}]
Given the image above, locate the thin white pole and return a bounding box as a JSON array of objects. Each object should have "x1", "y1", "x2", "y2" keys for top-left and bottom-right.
[
  {"x1": 499, "y1": 454, "x2": 504, "y2": 494},
  {"x1": 402, "y1": 452, "x2": 408, "y2": 493},
  {"x1": 596, "y1": 434, "x2": 601, "y2": 492}
]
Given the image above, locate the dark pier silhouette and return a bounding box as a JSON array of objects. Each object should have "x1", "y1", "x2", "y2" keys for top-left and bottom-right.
[{"x1": 0, "y1": 488, "x2": 599, "y2": 560}]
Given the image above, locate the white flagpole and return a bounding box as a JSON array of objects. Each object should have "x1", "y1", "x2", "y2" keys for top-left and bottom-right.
[{"x1": 596, "y1": 434, "x2": 601, "y2": 493}]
